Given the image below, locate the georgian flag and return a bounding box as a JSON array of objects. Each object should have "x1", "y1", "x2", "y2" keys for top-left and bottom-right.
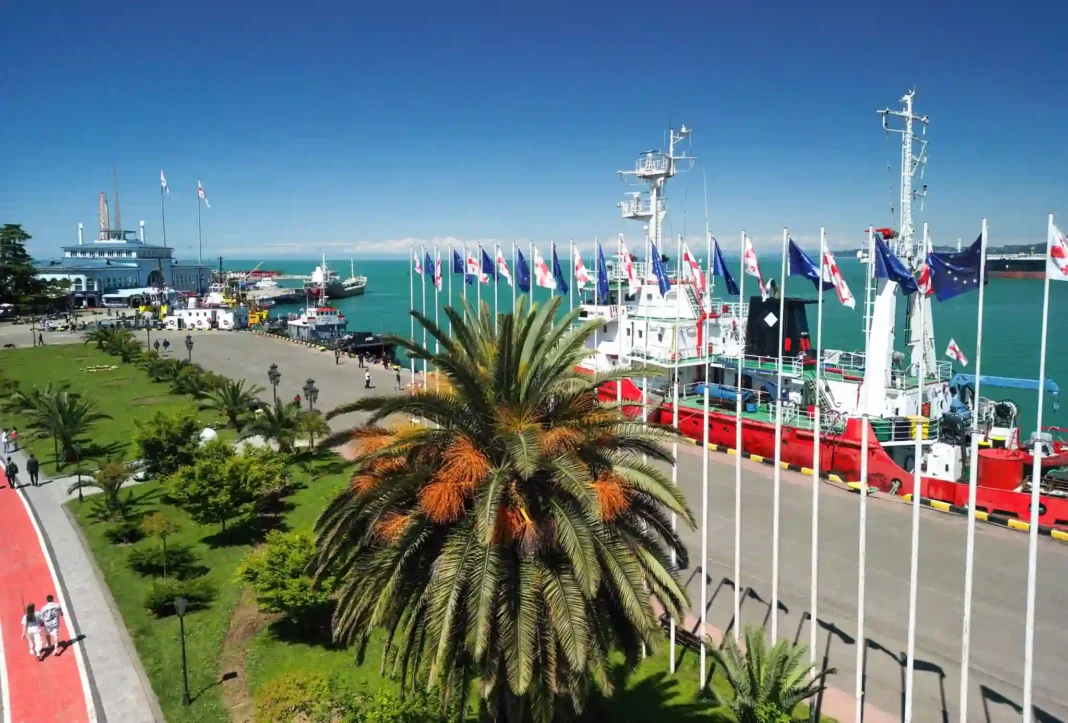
[
  {"x1": 743, "y1": 235, "x2": 767, "y2": 301},
  {"x1": 197, "y1": 180, "x2": 210, "y2": 208},
  {"x1": 495, "y1": 245, "x2": 513, "y2": 286},
  {"x1": 533, "y1": 245, "x2": 556, "y2": 289},
  {"x1": 573, "y1": 248, "x2": 591, "y2": 290},
  {"x1": 945, "y1": 338, "x2": 969, "y2": 366},
  {"x1": 1049, "y1": 223, "x2": 1068, "y2": 280},
  {"x1": 467, "y1": 252, "x2": 486, "y2": 283},
  {"x1": 822, "y1": 250, "x2": 856, "y2": 308},
  {"x1": 618, "y1": 235, "x2": 640, "y2": 293},
  {"x1": 434, "y1": 248, "x2": 443, "y2": 291},
  {"x1": 681, "y1": 241, "x2": 707, "y2": 293},
  {"x1": 160, "y1": 170, "x2": 169, "y2": 197},
  {"x1": 916, "y1": 262, "x2": 933, "y2": 297},
  {"x1": 412, "y1": 251, "x2": 423, "y2": 275}
]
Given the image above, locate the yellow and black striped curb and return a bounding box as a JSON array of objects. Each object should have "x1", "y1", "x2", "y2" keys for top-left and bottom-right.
[
  {"x1": 902, "y1": 494, "x2": 1068, "y2": 542},
  {"x1": 244, "y1": 329, "x2": 331, "y2": 352},
  {"x1": 685, "y1": 437, "x2": 865, "y2": 488}
]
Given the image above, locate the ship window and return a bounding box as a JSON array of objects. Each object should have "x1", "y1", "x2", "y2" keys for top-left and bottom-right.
[
  {"x1": 638, "y1": 330, "x2": 643, "y2": 339},
  {"x1": 602, "y1": 326, "x2": 608, "y2": 334},
  {"x1": 626, "y1": 328, "x2": 631, "y2": 337},
  {"x1": 658, "y1": 331, "x2": 664, "y2": 342}
]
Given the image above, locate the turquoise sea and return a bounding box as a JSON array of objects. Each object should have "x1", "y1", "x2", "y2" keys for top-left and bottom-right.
[{"x1": 223, "y1": 256, "x2": 1068, "y2": 436}]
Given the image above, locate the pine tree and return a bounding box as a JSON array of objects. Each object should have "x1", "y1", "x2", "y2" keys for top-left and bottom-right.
[{"x1": 0, "y1": 224, "x2": 51, "y2": 309}]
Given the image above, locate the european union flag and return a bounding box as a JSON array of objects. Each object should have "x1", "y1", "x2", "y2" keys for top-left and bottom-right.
[
  {"x1": 650, "y1": 242, "x2": 671, "y2": 297},
  {"x1": 423, "y1": 251, "x2": 434, "y2": 278},
  {"x1": 788, "y1": 238, "x2": 833, "y2": 291},
  {"x1": 516, "y1": 249, "x2": 531, "y2": 293},
  {"x1": 873, "y1": 234, "x2": 918, "y2": 295},
  {"x1": 552, "y1": 244, "x2": 569, "y2": 295},
  {"x1": 481, "y1": 248, "x2": 495, "y2": 281},
  {"x1": 927, "y1": 234, "x2": 985, "y2": 301},
  {"x1": 712, "y1": 239, "x2": 738, "y2": 296},
  {"x1": 596, "y1": 243, "x2": 610, "y2": 303},
  {"x1": 452, "y1": 250, "x2": 464, "y2": 274}
]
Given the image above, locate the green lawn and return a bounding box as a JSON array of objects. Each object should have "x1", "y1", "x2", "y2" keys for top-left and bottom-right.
[
  {"x1": 0, "y1": 345, "x2": 228, "y2": 476},
  {"x1": 70, "y1": 457, "x2": 353, "y2": 723}
]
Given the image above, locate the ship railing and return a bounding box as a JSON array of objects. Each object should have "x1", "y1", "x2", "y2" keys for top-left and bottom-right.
[
  {"x1": 633, "y1": 154, "x2": 670, "y2": 176},
  {"x1": 627, "y1": 347, "x2": 707, "y2": 366},
  {"x1": 618, "y1": 197, "x2": 665, "y2": 218},
  {"x1": 707, "y1": 300, "x2": 748, "y2": 319},
  {"x1": 736, "y1": 354, "x2": 803, "y2": 377}
]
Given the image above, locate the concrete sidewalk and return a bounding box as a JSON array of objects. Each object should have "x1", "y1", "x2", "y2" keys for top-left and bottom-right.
[{"x1": 2, "y1": 445, "x2": 163, "y2": 723}]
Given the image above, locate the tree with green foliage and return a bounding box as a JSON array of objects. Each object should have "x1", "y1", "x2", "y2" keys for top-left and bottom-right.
[
  {"x1": 202, "y1": 378, "x2": 264, "y2": 431},
  {"x1": 134, "y1": 408, "x2": 201, "y2": 477},
  {"x1": 83, "y1": 326, "x2": 122, "y2": 350},
  {"x1": 140, "y1": 511, "x2": 182, "y2": 579},
  {"x1": 710, "y1": 627, "x2": 836, "y2": 723},
  {"x1": 253, "y1": 671, "x2": 448, "y2": 723},
  {"x1": 315, "y1": 297, "x2": 693, "y2": 722},
  {"x1": 299, "y1": 410, "x2": 330, "y2": 450},
  {"x1": 168, "y1": 439, "x2": 284, "y2": 534},
  {"x1": 68, "y1": 462, "x2": 131, "y2": 521},
  {"x1": 33, "y1": 390, "x2": 112, "y2": 463},
  {"x1": 171, "y1": 365, "x2": 214, "y2": 398},
  {"x1": 238, "y1": 530, "x2": 332, "y2": 623},
  {"x1": 243, "y1": 400, "x2": 303, "y2": 453},
  {"x1": 0, "y1": 224, "x2": 53, "y2": 310}
]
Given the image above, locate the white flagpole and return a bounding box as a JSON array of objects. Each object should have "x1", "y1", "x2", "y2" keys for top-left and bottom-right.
[
  {"x1": 670, "y1": 232, "x2": 681, "y2": 668},
  {"x1": 550, "y1": 242, "x2": 556, "y2": 310},
  {"x1": 477, "y1": 243, "x2": 482, "y2": 313},
  {"x1": 409, "y1": 243, "x2": 416, "y2": 392},
  {"x1": 448, "y1": 241, "x2": 453, "y2": 339},
  {"x1": 528, "y1": 241, "x2": 534, "y2": 309},
  {"x1": 462, "y1": 242, "x2": 468, "y2": 323},
  {"x1": 1022, "y1": 214, "x2": 1054, "y2": 723},
  {"x1": 593, "y1": 239, "x2": 599, "y2": 375},
  {"x1": 855, "y1": 226, "x2": 875, "y2": 722},
  {"x1": 903, "y1": 223, "x2": 929, "y2": 722},
  {"x1": 734, "y1": 230, "x2": 746, "y2": 639},
  {"x1": 421, "y1": 246, "x2": 428, "y2": 390},
  {"x1": 810, "y1": 227, "x2": 826, "y2": 672},
  {"x1": 770, "y1": 227, "x2": 788, "y2": 641},
  {"x1": 959, "y1": 217, "x2": 989, "y2": 720},
  {"x1": 494, "y1": 243, "x2": 499, "y2": 331},
  {"x1": 434, "y1": 242, "x2": 440, "y2": 357},
  {"x1": 160, "y1": 182, "x2": 168, "y2": 248},
  {"x1": 617, "y1": 234, "x2": 623, "y2": 406},
  {"x1": 570, "y1": 238, "x2": 575, "y2": 314},
  {"x1": 699, "y1": 382, "x2": 710, "y2": 686},
  {"x1": 512, "y1": 242, "x2": 517, "y2": 314}
]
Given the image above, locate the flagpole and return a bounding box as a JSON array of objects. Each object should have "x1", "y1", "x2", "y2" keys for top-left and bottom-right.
[
  {"x1": 462, "y1": 242, "x2": 468, "y2": 323},
  {"x1": 670, "y1": 232, "x2": 681, "y2": 668},
  {"x1": 569, "y1": 238, "x2": 575, "y2": 314},
  {"x1": 421, "y1": 246, "x2": 428, "y2": 390},
  {"x1": 1022, "y1": 214, "x2": 1054, "y2": 723},
  {"x1": 434, "y1": 243, "x2": 440, "y2": 355},
  {"x1": 699, "y1": 382, "x2": 710, "y2": 687},
  {"x1": 477, "y1": 243, "x2": 482, "y2": 313},
  {"x1": 810, "y1": 227, "x2": 825, "y2": 673},
  {"x1": 528, "y1": 241, "x2": 534, "y2": 309},
  {"x1": 903, "y1": 223, "x2": 929, "y2": 723},
  {"x1": 160, "y1": 183, "x2": 168, "y2": 248},
  {"x1": 550, "y1": 241, "x2": 556, "y2": 309},
  {"x1": 448, "y1": 241, "x2": 453, "y2": 340},
  {"x1": 196, "y1": 187, "x2": 203, "y2": 265},
  {"x1": 855, "y1": 226, "x2": 875, "y2": 722},
  {"x1": 958, "y1": 217, "x2": 989, "y2": 721},
  {"x1": 409, "y1": 243, "x2": 415, "y2": 392},
  {"x1": 770, "y1": 227, "x2": 788, "y2": 642},
  {"x1": 593, "y1": 239, "x2": 599, "y2": 375},
  {"x1": 512, "y1": 242, "x2": 517, "y2": 314},
  {"x1": 616, "y1": 234, "x2": 623, "y2": 407},
  {"x1": 734, "y1": 231, "x2": 746, "y2": 639},
  {"x1": 494, "y1": 244, "x2": 499, "y2": 332}
]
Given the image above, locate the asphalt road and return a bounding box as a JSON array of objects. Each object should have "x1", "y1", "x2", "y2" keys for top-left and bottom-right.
[{"x1": 58, "y1": 328, "x2": 1068, "y2": 722}]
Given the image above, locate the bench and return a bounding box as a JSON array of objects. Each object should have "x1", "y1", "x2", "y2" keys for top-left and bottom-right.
[{"x1": 658, "y1": 613, "x2": 711, "y2": 653}]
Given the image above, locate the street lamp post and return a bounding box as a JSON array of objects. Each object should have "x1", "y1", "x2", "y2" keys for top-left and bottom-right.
[
  {"x1": 267, "y1": 364, "x2": 281, "y2": 405},
  {"x1": 302, "y1": 378, "x2": 318, "y2": 411},
  {"x1": 174, "y1": 597, "x2": 192, "y2": 706},
  {"x1": 145, "y1": 324, "x2": 151, "y2": 349},
  {"x1": 184, "y1": 334, "x2": 194, "y2": 363}
]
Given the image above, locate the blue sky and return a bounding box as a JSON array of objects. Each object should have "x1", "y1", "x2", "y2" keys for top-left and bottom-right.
[{"x1": 2, "y1": 1, "x2": 1065, "y2": 259}]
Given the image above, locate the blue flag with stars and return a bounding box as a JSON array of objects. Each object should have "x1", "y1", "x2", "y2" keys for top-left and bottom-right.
[
  {"x1": 452, "y1": 249, "x2": 464, "y2": 274},
  {"x1": 481, "y1": 248, "x2": 496, "y2": 281},
  {"x1": 650, "y1": 242, "x2": 671, "y2": 297},
  {"x1": 927, "y1": 234, "x2": 985, "y2": 301},
  {"x1": 552, "y1": 244, "x2": 569, "y2": 295},
  {"x1": 596, "y1": 243, "x2": 610, "y2": 304},
  {"x1": 423, "y1": 251, "x2": 434, "y2": 278},
  {"x1": 712, "y1": 239, "x2": 739, "y2": 296},
  {"x1": 873, "y1": 233, "x2": 918, "y2": 295},
  {"x1": 517, "y1": 248, "x2": 531, "y2": 293},
  {"x1": 788, "y1": 238, "x2": 834, "y2": 291}
]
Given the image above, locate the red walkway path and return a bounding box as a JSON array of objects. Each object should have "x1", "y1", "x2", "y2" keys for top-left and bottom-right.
[{"x1": 0, "y1": 471, "x2": 92, "y2": 723}]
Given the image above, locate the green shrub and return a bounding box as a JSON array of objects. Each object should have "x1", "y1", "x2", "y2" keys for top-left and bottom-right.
[
  {"x1": 238, "y1": 530, "x2": 331, "y2": 622},
  {"x1": 354, "y1": 689, "x2": 450, "y2": 723},
  {"x1": 104, "y1": 519, "x2": 144, "y2": 544},
  {"x1": 253, "y1": 670, "x2": 333, "y2": 723},
  {"x1": 134, "y1": 409, "x2": 200, "y2": 478},
  {"x1": 252, "y1": 672, "x2": 448, "y2": 723},
  {"x1": 144, "y1": 577, "x2": 215, "y2": 617},
  {"x1": 128, "y1": 542, "x2": 199, "y2": 578}
]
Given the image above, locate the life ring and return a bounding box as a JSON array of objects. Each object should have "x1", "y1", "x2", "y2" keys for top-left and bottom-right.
[{"x1": 196, "y1": 318, "x2": 209, "y2": 330}]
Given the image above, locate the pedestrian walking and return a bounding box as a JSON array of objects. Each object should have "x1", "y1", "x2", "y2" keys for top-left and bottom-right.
[
  {"x1": 1, "y1": 428, "x2": 7, "y2": 454},
  {"x1": 10, "y1": 427, "x2": 17, "y2": 451},
  {"x1": 395, "y1": 369, "x2": 402, "y2": 391},
  {"x1": 357, "y1": 354, "x2": 364, "y2": 368},
  {"x1": 162, "y1": 339, "x2": 171, "y2": 354},
  {"x1": 38, "y1": 332, "x2": 44, "y2": 346},
  {"x1": 27, "y1": 452, "x2": 40, "y2": 487},
  {"x1": 39, "y1": 595, "x2": 64, "y2": 655},
  {"x1": 21, "y1": 603, "x2": 44, "y2": 660},
  {"x1": 5, "y1": 456, "x2": 18, "y2": 489},
  {"x1": 154, "y1": 339, "x2": 161, "y2": 353},
  {"x1": 334, "y1": 349, "x2": 340, "y2": 365},
  {"x1": 293, "y1": 393, "x2": 302, "y2": 407},
  {"x1": 364, "y1": 370, "x2": 372, "y2": 389}
]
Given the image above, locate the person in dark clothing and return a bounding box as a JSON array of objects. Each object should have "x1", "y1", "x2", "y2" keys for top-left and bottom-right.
[
  {"x1": 395, "y1": 369, "x2": 402, "y2": 391},
  {"x1": 154, "y1": 339, "x2": 161, "y2": 353},
  {"x1": 334, "y1": 350, "x2": 340, "y2": 365},
  {"x1": 358, "y1": 354, "x2": 364, "y2": 368},
  {"x1": 37, "y1": 333, "x2": 44, "y2": 346},
  {"x1": 5, "y1": 457, "x2": 18, "y2": 489},
  {"x1": 26, "y1": 453, "x2": 39, "y2": 487}
]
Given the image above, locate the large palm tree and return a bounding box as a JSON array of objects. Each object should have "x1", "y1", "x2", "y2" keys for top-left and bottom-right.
[
  {"x1": 34, "y1": 390, "x2": 112, "y2": 463},
  {"x1": 710, "y1": 627, "x2": 836, "y2": 723},
  {"x1": 243, "y1": 400, "x2": 303, "y2": 453},
  {"x1": 83, "y1": 325, "x2": 120, "y2": 349},
  {"x1": 68, "y1": 461, "x2": 131, "y2": 521},
  {"x1": 203, "y1": 379, "x2": 265, "y2": 431},
  {"x1": 315, "y1": 298, "x2": 693, "y2": 722}
]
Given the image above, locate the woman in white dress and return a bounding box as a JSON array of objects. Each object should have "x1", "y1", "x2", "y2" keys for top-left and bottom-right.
[{"x1": 21, "y1": 603, "x2": 45, "y2": 661}]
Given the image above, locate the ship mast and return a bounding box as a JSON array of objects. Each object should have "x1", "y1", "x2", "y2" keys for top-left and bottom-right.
[
  {"x1": 861, "y1": 90, "x2": 932, "y2": 414},
  {"x1": 618, "y1": 126, "x2": 695, "y2": 260}
]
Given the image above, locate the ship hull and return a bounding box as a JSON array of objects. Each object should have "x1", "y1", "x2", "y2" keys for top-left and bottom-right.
[
  {"x1": 985, "y1": 256, "x2": 1045, "y2": 279},
  {"x1": 987, "y1": 269, "x2": 1044, "y2": 280}
]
